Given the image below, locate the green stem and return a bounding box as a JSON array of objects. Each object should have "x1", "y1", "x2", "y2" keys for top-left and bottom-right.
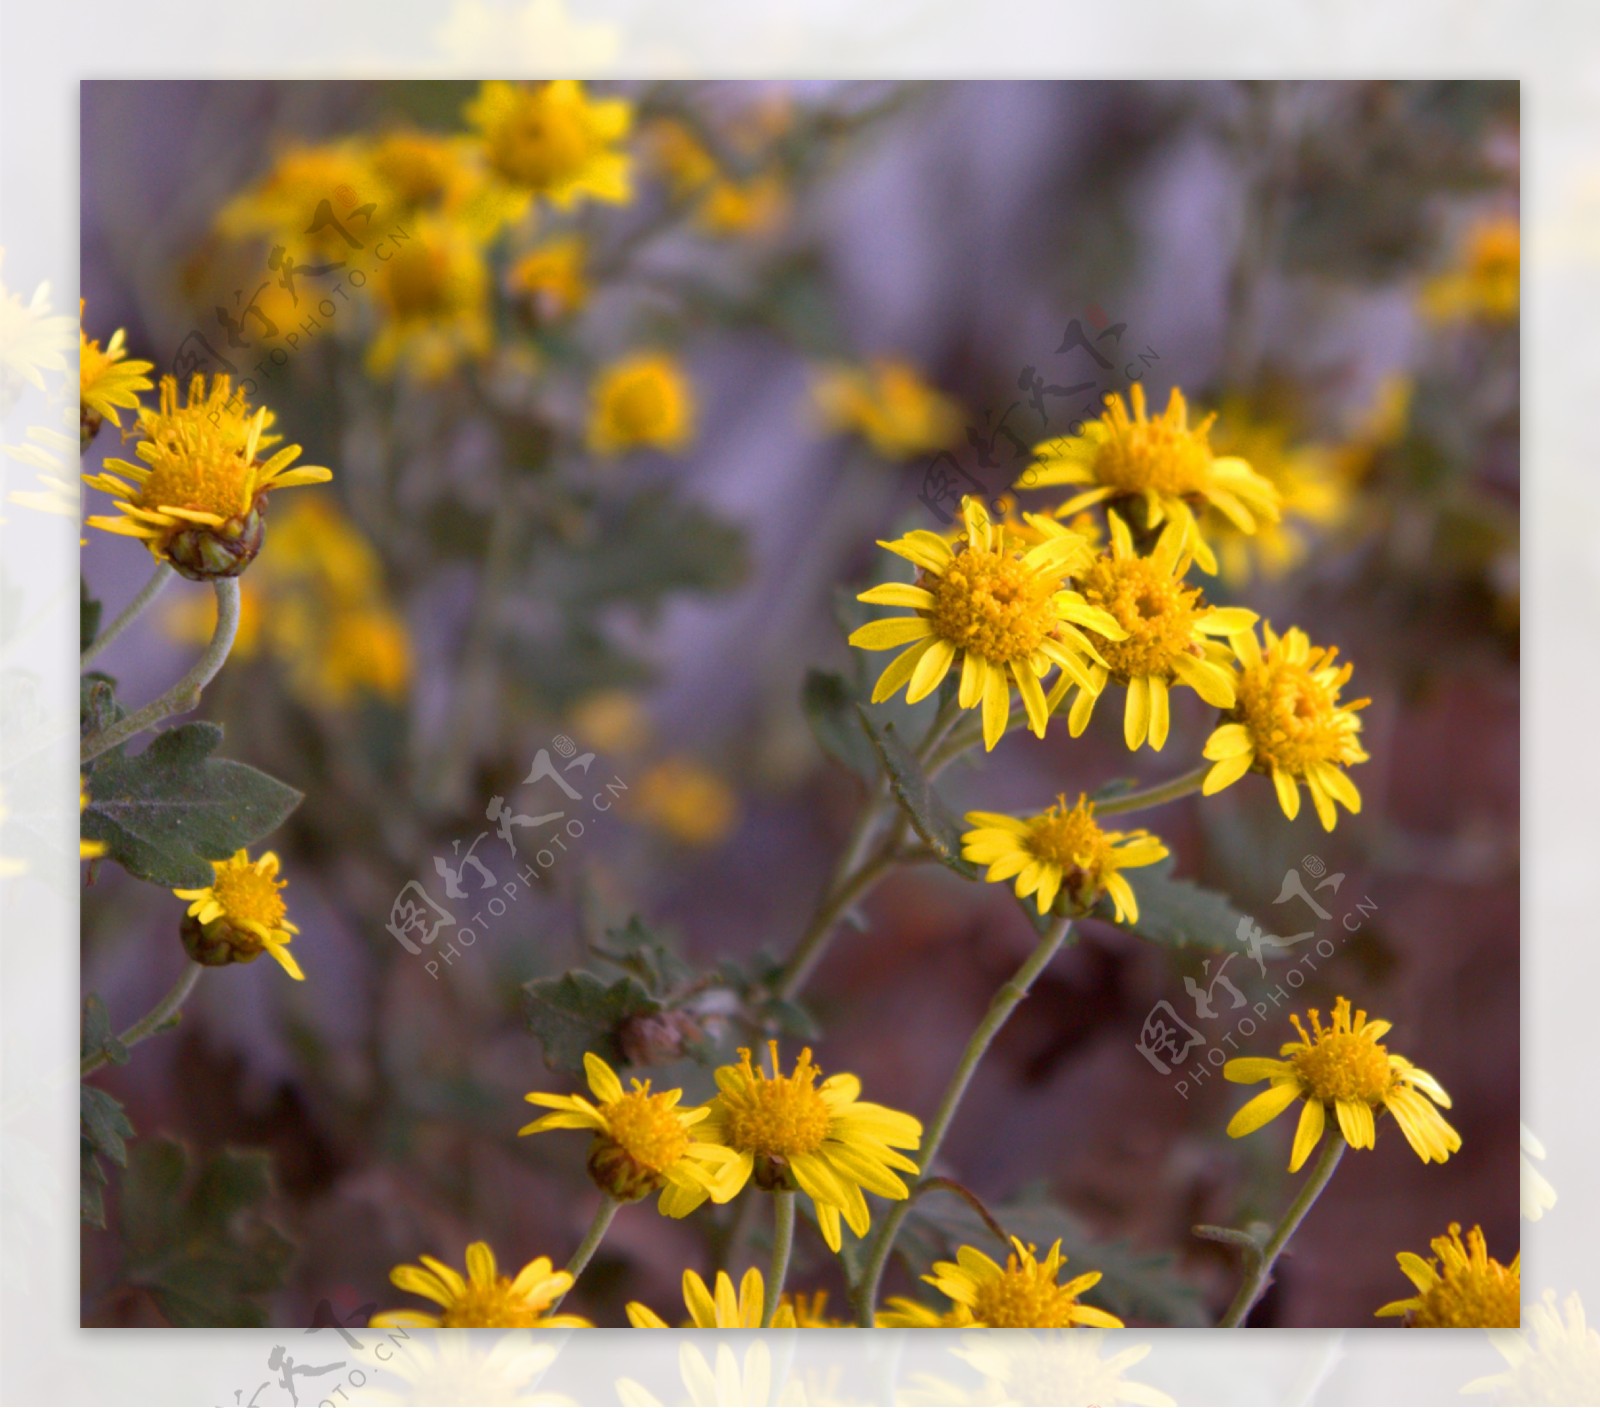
[
  {"x1": 852, "y1": 914, "x2": 1075, "y2": 1325},
  {"x1": 80, "y1": 577, "x2": 241, "y2": 765},
  {"x1": 1093, "y1": 763, "x2": 1210, "y2": 816},
  {"x1": 557, "y1": 1195, "x2": 619, "y2": 1303},
  {"x1": 1218, "y1": 1135, "x2": 1346, "y2": 1327},
  {"x1": 763, "y1": 1190, "x2": 796, "y2": 1328},
  {"x1": 81, "y1": 562, "x2": 174, "y2": 668},
  {"x1": 81, "y1": 961, "x2": 203, "y2": 1077}
]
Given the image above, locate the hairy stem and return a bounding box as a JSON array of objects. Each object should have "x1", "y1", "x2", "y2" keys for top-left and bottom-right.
[
  {"x1": 1218, "y1": 1135, "x2": 1346, "y2": 1327},
  {"x1": 81, "y1": 562, "x2": 174, "y2": 668},
  {"x1": 763, "y1": 1191, "x2": 796, "y2": 1327},
  {"x1": 81, "y1": 961, "x2": 203, "y2": 1077},
  {"x1": 80, "y1": 577, "x2": 241, "y2": 764},
  {"x1": 853, "y1": 914, "x2": 1075, "y2": 1325},
  {"x1": 1093, "y1": 763, "x2": 1210, "y2": 816},
  {"x1": 558, "y1": 1195, "x2": 620, "y2": 1303}
]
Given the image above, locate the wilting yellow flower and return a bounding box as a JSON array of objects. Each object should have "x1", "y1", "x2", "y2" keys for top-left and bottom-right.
[
  {"x1": 466, "y1": 80, "x2": 632, "y2": 209},
  {"x1": 690, "y1": 1040, "x2": 922, "y2": 1253},
  {"x1": 1022, "y1": 384, "x2": 1280, "y2": 575},
  {"x1": 849, "y1": 497, "x2": 1122, "y2": 751},
  {"x1": 79, "y1": 778, "x2": 107, "y2": 861},
  {"x1": 366, "y1": 214, "x2": 492, "y2": 381},
  {"x1": 813, "y1": 358, "x2": 964, "y2": 461},
  {"x1": 1224, "y1": 996, "x2": 1460, "y2": 1172},
  {"x1": 626, "y1": 1267, "x2": 797, "y2": 1329},
  {"x1": 0, "y1": 255, "x2": 75, "y2": 398},
  {"x1": 587, "y1": 353, "x2": 695, "y2": 457},
  {"x1": 893, "y1": 1238, "x2": 1124, "y2": 1329},
  {"x1": 1422, "y1": 214, "x2": 1519, "y2": 323},
  {"x1": 1464, "y1": 1291, "x2": 1600, "y2": 1403},
  {"x1": 962, "y1": 794, "x2": 1167, "y2": 922},
  {"x1": 371, "y1": 1241, "x2": 590, "y2": 1329},
  {"x1": 569, "y1": 690, "x2": 651, "y2": 757},
  {"x1": 1201, "y1": 624, "x2": 1368, "y2": 831},
  {"x1": 631, "y1": 756, "x2": 738, "y2": 847},
  {"x1": 508, "y1": 236, "x2": 589, "y2": 321},
  {"x1": 84, "y1": 374, "x2": 332, "y2": 579},
  {"x1": 174, "y1": 849, "x2": 305, "y2": 980},
  {"x1": 79, "y1": 309, "x2": 153, "y2": 445},
  {"x1": 519, "y1": 1051, "x2": 743, "y2": 1210},
  {"x1": 1376, "y1": 1222, "x2": 1519, "y2": 1327},
  {"x1": 1522, "y1": 1124, "x2": 1557, "y2": 1222},
  {"x1": 1047, "y1": 513, "x2": 1256, "y2": 752}
]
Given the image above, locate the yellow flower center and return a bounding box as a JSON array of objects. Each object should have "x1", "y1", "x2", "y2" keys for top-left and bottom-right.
[
  {"x1": 1409, "y1": 1229, "x2": 1521, "y2": 1329},
  {"x1": 605, "y1": 374, "x2": 673, "y2": 440},
  {"x1": 1234, "y1": 648, "x2": 1362, "y2": 777},
  {"x1": 1288, "y1": 1012, "x2": 1392, "y2": 1105},
  {"x1": 438, "y1": 1278, "x2": 546, "y2": 1329},
  {"x1": 210, "y1": 861, "x2": 288, "y2": 932},
  {"x1": 1095, "y1": 405, "x2": 1210, "y2": 497},
  {"x1": 928, "y1": 545, "x2": 1056, "y2": 664},
  {"x1": 1079, "y1": 552, "x2": 1201, "y2": 680},
  {"x1": 604, "y1": 1087, "x2": 691, "y2": 1174},
  {"x1": 970, "y1": 1257, "x2": 1083, "y2": 1328},
  {"x1": 488, "y1": 93, "x2": 596, "y2": 188},
  {"x1": 135, "y1": 389, "x2": 262, "y2": 524},
  {"x1": 381, "y1": 244, "x2": 454, "y2": 319},
  {"x1": 1025, "y1": 796, "x2": 1113, "y2": 886},
  {"x1": 721, "y1": 1043, "x2": 832, "y2": 1160}
]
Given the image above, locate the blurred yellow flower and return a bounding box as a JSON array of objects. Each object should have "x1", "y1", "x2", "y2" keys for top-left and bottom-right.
[
  {"x1": 467, "y1": 80, "x2": 632, "y2": 209},
  {"x1": 508, "y1": 235, "x2": 589, "y2": 321},
  {"x1": 1464, "y1": 1291, "x2": 1600, "y2": 1403},
  {"x1": 174, "y1": 848, "x2": 305, "y2": 980},
  {"x1": 519, "y1": 1051, "x2": 743, "y2": 1210},
  {"x1": 1201, "y1": 623, "x2": 1368, "y2": 831},
  {"x1": 697, "y1": 173, "x2": 788, "y2": 238},
  {"x1": 902, "y1": 1238, "x2": 1125, "y2": 1329},
  {"x1": 569, "y1": 690, "x2": 651, "y2": 756},
  {"x1": 587, "y1": 353, "x2": 695, "y2": 457},
  {"x1": 371, "y1": 1241, "x2": 590, "y2": 1329},
  {"x1": 1331, "y1": 374, "x2": 1413, "y2": 489},
  {"x1": 79, "y1": 307, "x2": 153, "y2": 445},
  {"x1": 1023, "y1": 384, "x2": 1281, "y2": 575},
  {"x1": 648, "y1": 117, "x2": 719, "y2": 198},
  {"x1": 84, "y1": 374, "x2": 332, "y2": 579},
  {"x1": 961, "y1": 794, "x2": 1167, "y2": 922},
  {"x1": 0, "y1": 255, "x2": 74, "y2": 398},
  {"x1": 814, "y1": 358, "x2": 964, "y2": 460},
  {"x1": 850, "y1": 496, "x2": 1121, "y2": 751},
  {"x1": 215, "y1": 140, "x2": 381, "y2": 259},
  {"x1": 1224, "y1": 996, "x2": 1460, "y2": 1172},
  {"x1": 1376, "y1": 1222, "x2": 1519, "y2": 1327},
  {"x1": 631, "y1": 755, "x2": 737, "y2": 847},
  {"x1": 626, "y1": 1266, "x2": 796, "y2": 1329},
  {"x1": 1047, "y1": 514, "x2": 1256, "y2": 752},
  {"x1": 79, "y1": 778, "x2": 107, "y2": 861},
  {"x1": 1422, "y1": 214, "x2": 1519, "y2": 323},
  {"x1": 366, "y1": 214, "x2": 493, "y2": 381}
]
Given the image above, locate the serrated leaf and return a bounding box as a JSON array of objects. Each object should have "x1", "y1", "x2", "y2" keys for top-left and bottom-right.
[
  {"x1": 81, "y1": 722, "x2": 303, "y2": 888},
  {"x1": 119, "y1": 1139, "x2": 294, "y2": 1327},
  {"x1": 591, "y1": 915, "x2": 695, "y2": 996},
  {"x1": 80, "y1": 1085, "x2": 136, "y2": 1228},
  {"x1": 1115, "y1": 855, "x2": 1247, "y2": 951},
  {"x1": 522, "y1": 969, "x2": 659, "y2": 1073},
  {"x1": 80, "y1": 994, "x2": 129, "y2": 1068},
  {"x1": 802, "y1": 669, "x2": 878, "y2": 781},
  {"x1": 856, "y1": 708, "x2": 978, "y2": 879}
]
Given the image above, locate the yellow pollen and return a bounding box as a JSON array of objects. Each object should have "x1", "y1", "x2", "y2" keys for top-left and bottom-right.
[
  {"x1": 132, "y1": 381, "x2": 264, "y2": 525},
  {"x1": 1235, "y1": 647, "x2": 1363, "y2": 776},
  {"x1": 437, "y1": 1277, "x2": 546, "y2": 1329},
  {"x1": 209, "y1": 861, "x2": 288, "y2": 931},
  {"x1": 1079, "y1": 553, "x2": 1201, "y2": 680},
  {"x1": 1289, "y1": 1007, "x2": 1392, "y2": 1105},
  {"x1": 1408, "y1": 1225, "x2": 1520, "y2": 1329},
  {"x1": 928, "y1": 545, "x2": 1056, "y2": 664},
  {"x1": 1095, "y1": 397, "x2": 1212, "y2": 497},
  {"x1": 603, "y1": 1086, "x2": 691, "y2": 1173},
  {"x1": 1025, "y1": 795, "x2": 1113, "y2": 884},
  {"x1": 721, "y1": 1042, "x2": 832, "y2": 1159},
  {"x1": 970, "y1": 1251, "x2": 1082, "y2": 1328}
]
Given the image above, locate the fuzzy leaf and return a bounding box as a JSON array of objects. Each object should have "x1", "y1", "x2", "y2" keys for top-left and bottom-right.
[
  {"x1": 802, "y1": 669, "x2": 879, "y2": 781},
  {"x1": 856, "y1": 708, "x2": 978, "y2": 879},
  {"x1": 81, "y1": 722, "x2": 302, "y2": 888},
  {"x1": 80, "y1": 1086, "x2": 135, "y2": 1228},
  {"x1": 522, "y1": 969, "x2": 659, "y2": 1073},
  {"x1": 591, "y1": 916, "x2": 696, "y2": 996},
  {"x1": 1113, "y1": 855, "x2": 1247, "y2": 951}
]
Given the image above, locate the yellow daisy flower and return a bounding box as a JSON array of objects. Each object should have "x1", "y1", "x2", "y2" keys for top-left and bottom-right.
[
  {"x1": 689, "y1": 1040, "x2": 922, "y2": 1253},
  {"x1": 1462, "y1": 1291, "x2": 1600, "y2": 1403},
  {"x1": 1223, "y1": 996, "x2": 1461, "y2": 1172},
  {"x1": 780, "y1": 1289, "x2": 846, "y2": 1327},
  {"x1": 84, "y1": 374, "x2": 332, "y2": 579},
  {"x1": 626, "y1": 1267, "x2": 797, "y2": 1329},
  {"x1": 509, "y1": 236, "x2": 589, "y2": 321},
  {"x1": 630, "y1": 756, "x2": 738, "y2": 848},
  {"x1": 215, "y1": 139, "x2": 383, "y2": 259},
  {"x1": 849, "y1": 496, "x2": 1123, "y2": 751},
  {"x1": 1021, "y1": 383, "x2": 1281, "y2": 574},
  {"x1": 173, "y1": 848, "x2": 305, "y2": 980},
  {"x1": 466, "y1": 80, "x2": 632, "y2": 209},
  {"x1": 907, "y1": 1237, "x2": 1125, "y2": 1329},
  {"x1": 519, "y1": 1051, "x2": 744, "y2": 1210},
  {"x1": 586, "y1": 352, "x2": 695, "y2": 457},
  {"x1": 370, "y1": 1241, "x2": 590, "y2": 1329},
  {"x1": 79, "y1": 309, "x2": 153, "y2": 445},
  {"x1": 80, "y1": 777, "x2": 107, "y2": 861},
  {"x1": 1200, "y1": 623, "x2": 1369, "y2": 831},
  {"x1": 366, "y1": 213, "x2": 492, "y2": 381},
  {"x1": 1376, "y1": 1222, "x2": 1519, "y2": 1327},
  {"x1": 363, "y1": 128, "x2": 516, "y2": 238},
  {"x1": 961, "y1": 794, "x2": 1167, "y2": 921},
  {"x1": 1421, "y1": 214, "x2": 1520, "y2": 323},
  {"x1": 1047, "y1": 513, "x2": 1257, "y2": 751},
  {"x1": 813, "y1": 358, "x2": 965, "y2": 460}
]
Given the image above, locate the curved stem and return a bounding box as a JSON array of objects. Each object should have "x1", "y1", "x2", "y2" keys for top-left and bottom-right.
[
  {"x1": 558, "y1": 1195, "x2": 619, "y2": 1303},
  {"x1": 81, "y1": 961, "x2": 203, "y2": 1077},
  {"x1": 852, "y1": 914, "x2": 1075, "y2": 1325},
  {"x1": 763, "y1": 1190, "x2": 796, "y2": 1327},
  {"x1": 1093, "y1": 763, "x2": 1210, "y2": 816},
  {"x1": 1218, "y1": 1135, "x2": 1346, "y2": 1327},
  {"x1": 81, "y1": 562, "x2": 174, "y2": 668},
  {"x1": 80, "y1": 577, "x2": 241, "y2": 765}
]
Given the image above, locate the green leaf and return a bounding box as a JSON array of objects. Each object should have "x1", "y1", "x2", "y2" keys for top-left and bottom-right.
[
  {"x1": 80, "y1": 674, "x2": 123, "y2": 738},
  {"x1": 80, "y1": 578, "x2": 103, "y2": 656},
  {"x1": 802, "y1": 669, "x2": 878, "y2": 781},
  {"x1": 119, "y1": 1139, "x2": 294, "y2": 1327},
  {"x1": 81, "y1": 722, "x2": 303, "y2": 888},
  {"x1": 80, "y1": 1086, "x2": 135, "y2": 1228},
  {"x1": 521, "y1": 969, "x2": 659, "y2": 1073},
  {"x1": 856, "y1": 707, "x2": 978, "y2": 879},
  {"x1": 591, "y1": 916, "x2": 696, "y2": 996},
  {"x1": 1113, "y1": 855, "x2": 1247, "y2": 951},
  {"x1": 81, "y1": 994, "x2": 128, "y2": 1069}
]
